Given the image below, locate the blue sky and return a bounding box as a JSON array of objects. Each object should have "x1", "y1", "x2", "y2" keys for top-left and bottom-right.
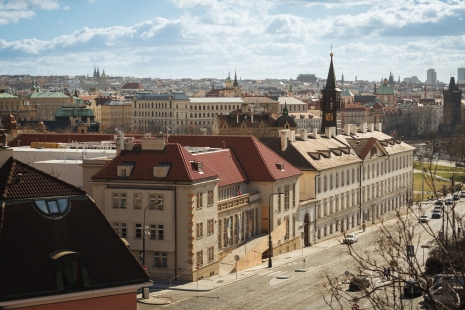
[{"x1": 0, "y1": 0, "x2": 464, "y2": 82}]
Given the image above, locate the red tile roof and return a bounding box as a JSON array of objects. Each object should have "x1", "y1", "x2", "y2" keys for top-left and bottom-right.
[
  {"x1": 122, "y1": 82, "x2": 144, "y2": 90},
  {"x1": 0, "y1": 158, "x2": 149, "y2": 302},
  {"x1": 92, "y1": 143, "x2": 218, "y2": 182},
  {"x1": 195, "y1": 149, "x2": 247, "y2": 187},
  {"x1": 8, "y1": 133, "x2": 116, "y2": 147},
  {"x1": 168, "y1": 135, "x2": 302, "y2": 181}
]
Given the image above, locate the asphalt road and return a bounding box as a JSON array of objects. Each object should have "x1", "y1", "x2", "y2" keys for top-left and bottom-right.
[{"x1": 138, "y1": 197, "x2": 464, "y2": 310}]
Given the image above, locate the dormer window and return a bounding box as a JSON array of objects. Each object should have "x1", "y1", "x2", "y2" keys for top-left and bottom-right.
[
  {"x1": 275, "y1": 163, "x2": 285, "y2": 171},
  {"x1": 117, "y1": 162, "x2": 135, "y2": 177},
  {"x1": 49, "y1": 250, "x2": 90, "y2": 292},
  {"x1": 192, "y1": 161, "x2": 203, "y2": 173}
]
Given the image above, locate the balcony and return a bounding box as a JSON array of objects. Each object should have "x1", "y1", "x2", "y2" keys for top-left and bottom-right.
[{"x1": 218, "y1": 191, "x2": 261, "y2": 213}]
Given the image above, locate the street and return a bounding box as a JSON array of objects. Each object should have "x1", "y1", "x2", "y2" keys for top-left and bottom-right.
[{"x1": 138, "y1": 197, "x2": 463, "y2": 310}]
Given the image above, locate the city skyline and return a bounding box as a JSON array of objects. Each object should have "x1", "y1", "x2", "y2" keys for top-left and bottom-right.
[{"x1": 0, "y1": 0, "x2": 464, "y2": 82}]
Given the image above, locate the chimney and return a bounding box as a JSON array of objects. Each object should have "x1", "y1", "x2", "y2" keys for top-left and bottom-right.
[
  {"x1": 336, "y1": 120, "x2": 342, "y2": 135},
  {"x1": 377, "y1": 123, "x2": 382, "y2": 132},
  {"x1": 289, "y1": 130, "x2": 295, "y2": 142},
  {"x1": 313, "y1": 127, "x2": 319, "y2": 139},
  {"x1": 0, "y1": 130, "x2": 13, "y2": 168},
  {"x1": 123, "y1": 137, "x2": 135, "y2": 151},
  {"x1": 280, "y1": 130, "x2": 288, "y2": 151},
  {"x1": 344, "y1": 124, "x2": 351, "y2": 135},
  {"x1": 301, "y1": 129, "x2": 308, "y2": 141},
  {"x1": 350, "y1": 125, "x2": 357, "y2": 135},
  {"x1": 361, "y1": 123, "x2": 367, "y2": 134},
  {"x1": 116, "y1": 131, "x2": 124, "y2": 154},
  {"x1": 141, "y1": 137, "x2": 166, "y2": 150},
  {"x1": 325, "y1": 127, "x2": 331, "y2": 138},
  {"x1": 369, "y1": 123, "x2": 374, "y2": 132}
]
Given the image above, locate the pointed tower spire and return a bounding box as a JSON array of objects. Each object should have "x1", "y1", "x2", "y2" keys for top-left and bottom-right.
[
  {"x1": 324, "y1": 52, "x2": 337, "y2": 90},
  {"x1": 449, "y1": 77, "x2": 456, "y2": 91},
  {"x1": 233, "y1": 70, "x2": 239, "y2": 87}
]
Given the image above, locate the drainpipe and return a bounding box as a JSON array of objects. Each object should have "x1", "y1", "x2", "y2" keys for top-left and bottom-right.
[
  {"x1": 174, "y1": 185, "x2": 178, "y2": 280},
  {"x1": 314, "y1": 170, "x2": 321, "y2": 242}
]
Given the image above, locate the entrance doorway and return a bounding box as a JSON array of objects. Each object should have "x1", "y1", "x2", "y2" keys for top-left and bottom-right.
[{"x1": 304, "y1": 213, "x2": 310, "y2": 246}]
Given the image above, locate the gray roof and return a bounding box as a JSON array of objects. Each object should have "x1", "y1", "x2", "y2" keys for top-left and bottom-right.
[{"x1": 135, "y1": 92, "x2": 189, "y2": 100}]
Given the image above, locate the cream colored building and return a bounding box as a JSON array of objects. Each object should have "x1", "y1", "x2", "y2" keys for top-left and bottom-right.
[
  {"x1": 0, "y1": 92, "x2": 37, "y2": 122},
  {"x1": 132, "y1": 92, "x2": 190, "y2": 134},
  {"x1": 87, "y1": 135, "x2": 302, "y2": 281},
  {"x1": 100, "y1": 99, "x2": 133, "y2": 131},
  {"x1": 262, "y1": 123, "x2": 415, "y2": 245}
]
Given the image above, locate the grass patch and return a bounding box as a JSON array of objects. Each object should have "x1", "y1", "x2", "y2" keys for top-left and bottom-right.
[
  {"x1": 413, "y1": 162, "x2": 465, "y2": 172},
  {"x1": 413, "y1": 173, "x2": 451, "y2": 193}
]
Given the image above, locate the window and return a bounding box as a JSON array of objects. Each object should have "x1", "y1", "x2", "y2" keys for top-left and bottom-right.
[
  {"x1": 330, "y1": 174, "x2": 333, "y2": 190},
  {"x1": 208, "y1": 246, "x2": 214, "y2": 262},
  {"x1": 317, "y1": 177, "x2": 321, "y2": 193},
  {"x1": 336, "y1": 173, "x2": 339, "y2": 188},
  {"x1": 284, "y1": 186, "x2": 290, "y2": 210},
  {"x1": 341, "y1": 171, "x2": 344, "y2": 186},
  {"x1": 154, "y1": 252, "x2": 167, "y2": 267},
  {"x1": 196, "y1": 222, "x2": 204, "y2": 239},
  {"x1": 135, "y1": 224, "x2": 142, "y2": 239},
  {"x1": 150, "y1": 225, "x2": 156, "y2": 239},
  {"x1": 149, "y1": 194, "x2": 163, "y2": 210},
  {"x1": 207, "y1": 190, "x2": 214, "y2": 207},
  {"x1": 121, "y1": 169, "x2": 127, "y2": 177},
  {"x1": 134, "y1": 193, "x2": 142, "y2": 209},
  {"x1": 34, "y1": 198, "x2": 69, "y2": 216},
  {"x1": 158, "y1": 225, "x2": 164, "y2": 240},
  {"x1": 352, "y1": 169, "x2": 355, "y2": 183},
  {"x1": 196, "y1": 250, "x2": 203, "y2": 267},
  {"x1": 284, "y1": 216, "x2": 290, "y2": 240},
  {"x1": 324, "y1": 176, "x2": 327, "y2": 191},
  {"x1": 196, "y1": 193, "x2": 203, "y2": 209},
  {"x1": 120, "y1": 194, "x2": 126, "y2": 208},
  {"x1": 113, "y1": 193, "x2": 119, "y2": 208},
  {"x1": 277, "y1": 188, "x2": 282, "y2": 212},
  {"x1": 347, "y1": 169, "x2": 350, "y2": 185},
  {"x1": 113, "y1": 223, "x2": 127, "y2": 238},
  {"x1": 292, "y1": 213, "x2": 296, "y2": 237},
  {"x1": 292, "y1": 184, "x2": 296, "y2": 208},
  {"x1": 207, "y1": 219, "x2": 214, "y2": 236}
]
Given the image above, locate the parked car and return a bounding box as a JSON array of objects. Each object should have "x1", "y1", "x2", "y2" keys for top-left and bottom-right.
[
  {"x1": 419, "y1": 215, "x2": 430, "y2": 223},
  {"x1": 432, "y1": 210, "x2": 442, "y2": 219},
  {"x1": 455, "y1": 162, "x2": 465, "y2": 167},
  {"x1": 434, "y1": 200, "x2": 444, "y2": 206},
  {"x1": 404, "y1": 279, "x2": 425, "y2": 297},
  {"x1": 446, "y1": 198, "x2": 453, "y2": 205},
  {"x1": 461, "y1": 191, "x2": 465, "y2": 198},
  {"x1": 434, "y1": 205, "x2": 442, "y2": 211},
  {"x1": 453, "y1": 194, "x2": 460, "y2": 201},
  {"x1": 349, "y1": 275, "x2": 370, "y2": 291},
  {"x1": 343, "y1": 234, "x2": 358, "y2": 244}
]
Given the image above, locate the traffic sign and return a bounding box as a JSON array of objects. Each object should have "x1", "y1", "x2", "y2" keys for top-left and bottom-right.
[
  {"x1": 196, "y1": 263, "x2": 200, "y2": 270},
  {"x1": 142, "y1": 265, "x2": 148, "y2": 271},
  {"x1": 351, "y1": 304, "x2": 359, "y2": 310},
  {"x1": 421, "y1": 245, "x2": 430, "y2": 249},
  {"x1": 345, "y1": 270, "x2": 349, "y2": 276},
  {"x1": 234, "y1": 255, "x2": 240, "y2": 261}
]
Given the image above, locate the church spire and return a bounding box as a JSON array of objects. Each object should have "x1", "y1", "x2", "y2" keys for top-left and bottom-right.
[
  {"x1": 324, "y1": 52, "x2": 337, "y2": 90},
  {"x1": 233, "y1": 70, "x2": 239, "y2": 87},
  {"x1": 449, "y1": 77, "x2": 456, "y2": 91}
]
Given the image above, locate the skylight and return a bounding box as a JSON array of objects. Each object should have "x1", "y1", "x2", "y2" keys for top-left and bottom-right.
[{"x1": 35, "y1": 198, "x2": 69, "y2": 217}]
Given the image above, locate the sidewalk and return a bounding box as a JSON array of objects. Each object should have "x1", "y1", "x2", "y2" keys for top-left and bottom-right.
[{"x1": 137, "y1": 215, "x2": 403, "y2": 305}]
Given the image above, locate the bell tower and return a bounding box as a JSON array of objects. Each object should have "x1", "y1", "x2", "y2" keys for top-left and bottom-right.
[{"x1": 320, "y1": 52, "x2": 342, "y2": 132}]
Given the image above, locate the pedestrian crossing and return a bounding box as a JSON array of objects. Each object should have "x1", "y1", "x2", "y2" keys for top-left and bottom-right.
[{"x1": 257, "y1": 270, "x2": 289, "y2": 277}]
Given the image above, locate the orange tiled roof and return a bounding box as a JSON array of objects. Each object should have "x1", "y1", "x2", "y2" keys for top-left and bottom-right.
[
  {"x1": 92, "y1": 143, "x2": 218, "y2": 182},
  {"x1": 8, "y1": 133, "x2": 116, "y2": 147},
  {"x1": 168, "y1": 135, "x2": 302, "y2": 181},
  {"x1": 195, "y1": 149, "x2": 247, "y2": 187}
]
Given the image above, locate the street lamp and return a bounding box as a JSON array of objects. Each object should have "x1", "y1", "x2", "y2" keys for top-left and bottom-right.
[
  {"x1": 142, "y1": 201, "x2": 163, "y2": 267},
  {"x1": 268, "y1": 192, "x2": 284, "y2": 268},
  {"x1": 18, "y1": 140, "x2": 21, "y2": 147}
]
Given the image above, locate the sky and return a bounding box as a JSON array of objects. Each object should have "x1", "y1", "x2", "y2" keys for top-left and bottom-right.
[{"x1": 0, "y1": 0, "x2": 464, "y2": 82}]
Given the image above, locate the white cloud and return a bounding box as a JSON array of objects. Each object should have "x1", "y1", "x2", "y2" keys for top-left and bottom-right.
[{"x1": 0, "y1": 0, "x2": 60, "y2": 24}]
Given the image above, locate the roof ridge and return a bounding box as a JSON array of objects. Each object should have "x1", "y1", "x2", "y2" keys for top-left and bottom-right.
[
  {"x1": 1, "y1": 157, "x2": 15, "y2": 199},
  {"x1": 249, "y1": 136, "x2": 276, "y2": 181}
]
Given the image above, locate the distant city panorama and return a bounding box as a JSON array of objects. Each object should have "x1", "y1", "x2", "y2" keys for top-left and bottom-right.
[{"x1": 0, "y1": 64, "x2": 464, "y2": 139}]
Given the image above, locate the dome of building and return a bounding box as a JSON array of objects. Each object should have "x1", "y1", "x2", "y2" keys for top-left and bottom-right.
[
  {"x1": 377, "y1": 78, "x2": 395, "y2": 95},
  {"x1": 276, "y1": 102, "x2": 297, "y2": 127}
]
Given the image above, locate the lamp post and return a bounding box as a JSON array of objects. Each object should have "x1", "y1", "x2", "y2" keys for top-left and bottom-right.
[
  {"x1": 18, "y1": 140, "x2": 21, "y2": 147},
  {"x1": 142, "y1": 201, "x2": 162, "y2": 267},
  {"x1": 268, "y1": 192, "x2": 283, "y2": 268}
]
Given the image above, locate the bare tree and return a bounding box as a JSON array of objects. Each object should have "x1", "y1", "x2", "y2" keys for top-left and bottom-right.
[{"x1": 324, "y1": 200, "x2": 465, "y2": 310}]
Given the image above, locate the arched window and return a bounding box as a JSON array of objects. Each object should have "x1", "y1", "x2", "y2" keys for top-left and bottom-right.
[{"x1": 194, "y1": 106, "x2": 197, "y2": 110}]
